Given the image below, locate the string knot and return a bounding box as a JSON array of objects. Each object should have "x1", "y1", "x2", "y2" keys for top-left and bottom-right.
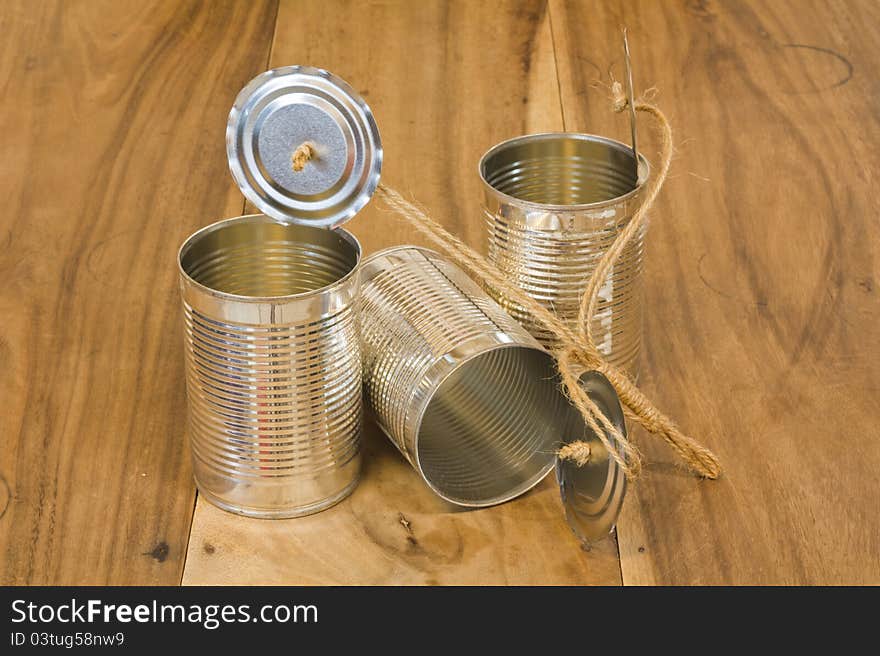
[
  {"x1": 292, "y1": 142, "x2": 315, "y2": 172},
  {"x1": 558, "y1": 442, "x2": 592, "y2": 466}
]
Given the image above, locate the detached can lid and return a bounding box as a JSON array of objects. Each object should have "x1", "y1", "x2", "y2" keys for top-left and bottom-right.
[
  {"x1": 557, "y1": 370, "x2": 628, "y2": 544},
  {"x1": 227, "y1": 66, "x2": 382, "y2": 229}
]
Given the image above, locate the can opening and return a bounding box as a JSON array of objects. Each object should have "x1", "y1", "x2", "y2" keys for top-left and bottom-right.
[
  {"x1": 416, "y1": 346, "x2": 574, "y2": 506},
  {"x1": 179, "y1": 216, "x2": 359, "y2": 297},
  {"x1": 480, "y1": 134, "x2": 639, "y2": 205}
]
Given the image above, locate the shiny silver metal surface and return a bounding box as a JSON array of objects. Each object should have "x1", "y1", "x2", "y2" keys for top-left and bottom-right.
[
  {"x1": 227, "y1": 66, "x2": 382, "y2": 229},
  {"x1": 622, "y1": 29, "x2": 639, "y2": 174},
  {"x1": 481, "y1": 132, "x2": 650, "y2": 377},
  {"x1": 557, "y1": 371, "x2": 628, "y2": 544},
  {"x1": 178, "y1": 215, "x2": 362, "y2": 518},
  {"x1": 359, "y1": 246, "x2": 585, "y2": 507}
]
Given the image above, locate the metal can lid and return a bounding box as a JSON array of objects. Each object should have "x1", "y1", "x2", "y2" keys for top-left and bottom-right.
[
  {"x1": 556, "y1": 371, "x2": 628, "y2": 545},
  {"x1": 226, "y1": 66, "x2": 382, "y2": 229}
]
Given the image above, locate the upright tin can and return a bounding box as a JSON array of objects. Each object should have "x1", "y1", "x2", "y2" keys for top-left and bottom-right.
[
  {"x1": 481, "y1": 133, "x2": 649, "y2": 378},
  {"x1": 359, "y1": 245, "x2": 628, "y2": 532},
  {"x1": 177, "y1": 67, "x2": 381, "y2": 518}
]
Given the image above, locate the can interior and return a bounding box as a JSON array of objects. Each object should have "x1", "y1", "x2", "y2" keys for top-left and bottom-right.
[
  {"x1": 180, "y1": 217, "x2": 359, "y2": 296},
  {"x1": 481, "y1": 134, "x2": 639, "y2": 205},
  {"x1": 416, "y1": 346, "x2": 577, "y2": 506}
]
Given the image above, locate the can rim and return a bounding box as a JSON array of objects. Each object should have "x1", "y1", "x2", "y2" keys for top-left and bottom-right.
[
  {"x1": 410, "y1": 340, "x2": 557, "y2": 508},
  {"x1": 177, "y1": 213, "x2": 362, "y2": 303},
  {"x1": 478, "y1": 132, "x2": 651, "y2": 212}
]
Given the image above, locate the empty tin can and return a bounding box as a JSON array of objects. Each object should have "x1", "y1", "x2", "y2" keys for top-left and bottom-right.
[
  {"x1": 359, "y1": 246, "x2": 627, "y2": 515},
  {"x1": 178, "y1": 66, "x2": 381, "y2": 517},
  {"x1": 179, "y1": 218, "x2": 363, "y2": 517},
  {"x1": 481, "y1": 133, "x2": 649, "y2": 377}
]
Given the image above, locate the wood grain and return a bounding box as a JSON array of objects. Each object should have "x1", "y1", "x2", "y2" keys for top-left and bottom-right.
[
  {"x1": 551, "y1": 0, "x2": 880, "y2": 584},
  {"x1": 0, "y1": 0, "x2": 278, "y2": 584},
  {"x1": 5, "y1": 0, "x2": 878, "y2": 586},
  {"x1": 183, "y1": 422, "x2": 621, "y2": 585},
  {"x1": 182, "y1": 0, "x2": 624, "y2": 585}
]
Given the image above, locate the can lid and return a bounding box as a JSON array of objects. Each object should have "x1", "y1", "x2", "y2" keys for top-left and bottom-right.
[
  {"x1": 226, "y1": 66, "x2": 382, "y2": 229},
  {"x1": 556, "y1": 371, "x2": 628, "y2": 544}
]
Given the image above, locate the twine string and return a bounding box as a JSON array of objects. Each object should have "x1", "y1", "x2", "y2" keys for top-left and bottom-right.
[
  {"x1": 348, "y1": 84, "x2": 720, "y2": 480},
  {"x1": 292, "y1": 142, "x2": 315, "y2": 172},
  {"x1": 557, "y1": 441, "x2": 592, "y2": 467}
]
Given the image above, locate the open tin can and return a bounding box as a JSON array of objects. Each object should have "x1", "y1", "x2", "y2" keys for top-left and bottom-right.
[
  {"x1": 481, "y1": 133, "x2": 650, "y2": 378},
  {"x1": 177, "y1": 67, "x2": 381, "y2": 518},
  {"x1": 359, "y1": 246, "x2": 628, "y2": 540}
]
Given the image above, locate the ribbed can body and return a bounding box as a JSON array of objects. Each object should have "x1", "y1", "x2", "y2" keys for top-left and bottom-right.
[
  {"x1": 359, "y1": 246, "x2": 584, "y2": 507},
  {"x1": 178, "y1": 215, "x2": 362, "y2": 518},
  {"x1": 480, "y1": 133, "x2": 650, "y2": 378}
]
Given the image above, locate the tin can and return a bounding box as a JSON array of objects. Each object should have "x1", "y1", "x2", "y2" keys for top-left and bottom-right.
[
  {"x1": 178, "y1": 217, "x2": 362, "y2": 517},
  {"x1": 481, "y1": 133, "x2": 650, "y2": 377},
  {"x1": 178, "y1": 66, "x2": 381, "y2": 517},
  {"x1": 359, "y1": 246, "x2": 587, "y2": 507}
]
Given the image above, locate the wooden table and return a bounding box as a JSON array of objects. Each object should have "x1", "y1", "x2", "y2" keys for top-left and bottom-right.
[{"x1": 2, "y1": 0, "x2": 878, "y2": 586}]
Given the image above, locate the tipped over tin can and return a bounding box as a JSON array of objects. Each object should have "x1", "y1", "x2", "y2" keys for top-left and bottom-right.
[
  {"x1": 177, "y1": 66, "x2": 381, "y2": 517},
  {"x1": 358, "y1": 245, "x2": 629, "y2": 534},
  {"x1": 359, "y1": 247, "x2": 568, "y2": 506},
  {"x1": 481, "y1": 133, "x2": 650, "y2": 378}
]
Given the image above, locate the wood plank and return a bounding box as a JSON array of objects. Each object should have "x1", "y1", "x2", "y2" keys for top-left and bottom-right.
[
  {"x1": 551, "y1": 0, "x2": 880, "y2": 584},
  {"x1": 0, "y1": 0, "x2": 278, "y2": 584},
  {"x1": 183, "y1": 0, "x2": 623, "y2": 585}
]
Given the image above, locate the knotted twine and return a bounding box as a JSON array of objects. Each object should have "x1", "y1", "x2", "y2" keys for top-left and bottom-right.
[
  {"x1": 294, "y1": 85, "x2": 722, "y2": 480},
  {"x1": 291, "y1": 142, "x2": 315, "y2": 172}
]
